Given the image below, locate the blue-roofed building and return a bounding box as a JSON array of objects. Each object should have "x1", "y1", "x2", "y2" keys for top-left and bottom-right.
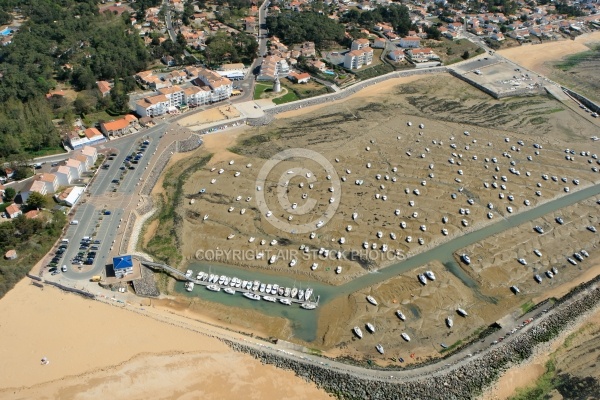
[{"x1": 113, "y1": 255, "x2": 134, "y2": 279}]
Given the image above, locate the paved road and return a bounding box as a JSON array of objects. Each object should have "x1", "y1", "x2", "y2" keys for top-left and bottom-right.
[{"x1": 164, "y1": 0, "x2": 176, "y2": 42}]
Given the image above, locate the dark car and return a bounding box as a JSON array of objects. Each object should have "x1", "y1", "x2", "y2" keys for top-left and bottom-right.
[
  {"x1": 132, "y1": 160, "x2": 139, "y2": 164},
  {"x1": 56, "y1": 249, "x2": 65, "y2": 255},
  {"x1": 129, "y1": 166, "x2": 135, "y2": 170},
  {"x1": 104, "y1": 210, "x2": 111, "y2": 215},
  {"x1": 93, "y1": 240, "x2": 101, "y2": 244},
  {"x1": 112, "y1": 179, "x2": 120, "y2": 184}
]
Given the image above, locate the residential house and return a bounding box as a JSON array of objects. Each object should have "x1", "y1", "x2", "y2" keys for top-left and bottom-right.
[
  {"x1": 372, "y1": 38, "x2": 386, "y2": 49},
  {"x1": 5, "y1": 204, "x2": 21, "y2": 219},
  {"x1": 491, "y1": 32, "x2": 505, "y2": 41},
  {"x1": 55, "y1": 186, "x2": 85, "y2": 207},
  {"x1": 136, "y1": 94, "x2": 171, "y2": 117},
  {"x1": 406, "y1": 48, "x2": 438, "y2": 62},
  {"x1": 351, "y1": 38, "x2": 370, "y2": 51},
  {"x1": 217, "y1": 63, "x2": 247, "y2": 80},
  {"x1": 19, "y1": 180, "x2": 47, "y2": 203},
  {"x1": 68, "y1": 127, "x2": 106, "y2": 150},
  {"x1": 343, "y1": 48, "x2": 374, "y2": 69},
  {"x1": 183, "y1": 86, "x2": 212, "y2": 107},
  {"x1": 25, "y1": 210, "x2": 39, "y2": 219},
  {"x1": 65, "y1": 159, "x2": 84, "y2": 180},
  {"x1": 244, "y1": 16, "x2": 256, "y2": 33},
  {"x1": 288, "y1": 71, "x2": 311, "y2": 84},
  {"x1": 100, "y1": 115, "x2": 138, "y2": 137},
  {"x1": 388, "y1": 49, "x2": 405, "y2": 61},
  {"x1": 4, "y1": 168, "x2": 14, "y2": 179},
  {"x1": 400, "y1": 36, "x2": 421, "y2": 48},
  {"x1": 80, "y1": 146, "x2": 98, "y2": 166},
  {"x1": 74, "y1": 154, "x2": 91, "y2": 172},
  {"x1": 308, "y1": 60, "x2": 326, "y2": 72},
  {"x1": 37, "y1": 173, "x2": 59, "y2": 193},
  {"x1": 55, "y1": 166, "x2": 73, "y2": 186},
  {"x1": 96, "y1": 81, "x2": 111, "y2": 97},
  {"x1": 162, "y1": 55, "x2": 176, "y2": 66}
]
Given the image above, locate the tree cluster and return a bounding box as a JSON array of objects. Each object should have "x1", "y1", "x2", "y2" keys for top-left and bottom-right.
[
  {"x1": 341, "y1": 4, "x2": 413, "y2": 36},
  {"x1": 203, "y1": 31, "x2": 258, "y2": 67},
  {"x1": 266, "y1": 11, "x2": 346, "y2": 48}
]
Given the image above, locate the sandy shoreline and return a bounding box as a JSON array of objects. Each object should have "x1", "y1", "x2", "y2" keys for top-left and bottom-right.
[
  {"x1": 498, "y1": 31, "x2": 600, "y2": 75},
  {"x1": 0, "y1": 279, "x2": 330, "y2": 399}
]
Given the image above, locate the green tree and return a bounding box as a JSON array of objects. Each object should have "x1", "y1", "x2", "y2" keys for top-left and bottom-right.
[
  {"x1": 461, "y1": 50, "x2": 470, "y2": 60},
  {"x1": 26, "y1": 192, "x2": 48, "y2": 210},
  {"x1": 3, "y1": 187, "x2": 16, "y2": 202}
]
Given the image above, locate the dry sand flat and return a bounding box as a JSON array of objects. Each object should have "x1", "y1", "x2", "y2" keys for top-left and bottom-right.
[
  {"x1": 498, "y1": 31, "x2": 600, "y2": 76},
  {"x1": 0, "y1": 280, "x2": 330, "y2": 400}
]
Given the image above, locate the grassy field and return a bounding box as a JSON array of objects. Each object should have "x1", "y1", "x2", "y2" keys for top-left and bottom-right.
[
  {"x1": 253, "y1": 82, "x2": 273, "y2": 100},
  {"x1": 272, "y1": 90, "x2": 300, "y2": 105},
  {"x1": 424, "y1": 38, "x2": 485, "y2": 65},
  {"x1": 27, "y1": 146, "x2": 66, "y2": 158},
  {"x1": 83, "y1": 110, "x2": 126, "y2": 127},
  {"x1": 550, "y1": 44, "x2": 600, "y2": 103},
  {"x1": 354, "y1": 63, "x2": 394, "y2": 80}
]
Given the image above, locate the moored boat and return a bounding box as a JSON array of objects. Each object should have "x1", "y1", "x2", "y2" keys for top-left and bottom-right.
[
  {"x1": 446, "y1": 316, "x2": 453, "y2": 328},
  {"x1": 376, "y1": 344, "x2": 384, "y2": 354},
  {"x1": 298, "y1": 289, "x2": 305, "y2": 301},
  {"x1": 396, "y1": 310, "x2": 406, "y2": 321},
  {"x1": 353, "y1": 326, "x2": 363, "y2": 339},
  {"x1": 185, "y1": 282, "x2": 194, "y2": 292},
  {"x1": 418, "y1": 274, "x2": 427, "y2": 285},
  {"x1": 301, "y1": 303, "x2": 316, "y2": 310},
  {"x1": 461, "y1": 254, "x2": 471, "y2": 265},
  {"x1": 425, "y1": 271, "x2": 435, "y2": 281},
  {"x1": 284, "y1": 287, "x2": 291, "y2": 297},
  {"x1": 223, "y1": 287, "x2": 235, "y2": 295},
  {"x1": 243, "y1": 292, "x2": 261, "y2": 300},
  {"x1": 279, "y1": 298, "x2": 292, "y2": 305},
  {"x1": 291, "y1": 287, "x2": 298, "y2": 298},
  {"x1": 263, "y1": 296, "x2": 277, "y2": 302},
  {"x1": 457, "y1": 308, "x2": 468, "y2": 317},
  {"x1": 305, "y1": 288, "x2": 313, "y2": 301},
  {"x1": 206, "y1": 284, "x2": 220, "y2": 292},
  {"x1": 366, "y1": 322, "x2": 375, "y2": 333},
  {"x1": 401, "y1": 333, "x2": 410, "y2": 342},
  {"x1": 366, "y1": 295, "x2": 378, "y2": 306}
]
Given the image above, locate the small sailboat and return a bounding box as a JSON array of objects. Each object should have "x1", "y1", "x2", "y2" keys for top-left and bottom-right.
[
  {"x1": 457, "y1": 308, "x2": 468, "y2": 317},
  {"x1": 376, "y1": 344, "x2": 385, "y2": 354},
  {"x1": 366, "y1": 323, "x2": 375, "y2": 333},
  {"x1": 446, "y1": 317, "x2": 453, "y2": 328},
  {"x1": 301, "y1": 303, "x2": 316, "y2": 310},
  {"x1": 418, "y1": 274, "x2": 427, "y2": 285},
  {"x1": 366, "y1": 296, "x2": 378, "y2": 306},
  {"x1": 279, "y1": 298, "x2": 292, "y2": 305},
  {"x1": 401, "y1": 333, "x2": 410, "y2": 342},
  {"x1": 396, "y1": 310, "x2": 406, "y2": 321},
  {"x1": 353, "y1": 326, "x2": 363, "y2": 338}
]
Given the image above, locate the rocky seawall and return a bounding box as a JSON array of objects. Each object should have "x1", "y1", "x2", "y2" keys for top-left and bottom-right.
[{"x1": 224, "y1": 278, "x2": 600, "y2": 399}]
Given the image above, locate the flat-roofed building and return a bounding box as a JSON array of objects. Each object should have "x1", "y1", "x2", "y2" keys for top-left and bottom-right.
[
  {"x1": 344, "y1": 48, "x2": 374, "y2": 69},
  {"x1": 197, "y1": 68, "x2": 233, "y2": 102},
  {"x1": 65, "y1": 159, "x2": 84, "y2": 180},
  {"x1": 55, "y1": 166, "x2": 73, "y2": 186}
]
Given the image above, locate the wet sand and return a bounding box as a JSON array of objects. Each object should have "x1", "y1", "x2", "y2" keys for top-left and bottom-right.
[{"x1": 0, "y1": 279, "x2": 330, "y2": 399}]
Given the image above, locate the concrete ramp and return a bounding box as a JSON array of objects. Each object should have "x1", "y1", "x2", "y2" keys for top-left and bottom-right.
[{"x1": 544, "y1": 85, "x2": 571, "y2": 102}]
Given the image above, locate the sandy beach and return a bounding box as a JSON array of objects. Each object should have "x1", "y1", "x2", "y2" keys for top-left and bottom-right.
[
  {"x1": 0, "y1": 279, "x2": 330, "y2": 400},
  {"x1": 498, "y1": 31, "x2": 600, "y2": 75}
]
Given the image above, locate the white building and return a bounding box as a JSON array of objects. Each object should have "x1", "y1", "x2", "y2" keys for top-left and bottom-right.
[
  {"x1": 399, "y1": 36, "x2": 421, "y2": 48},
  {"x1": 55, "y1": 186, "x2": 85, "y2": 207},
  {"x1": 344, "y1": 48, "x2": 374, "y2": 69},
  {"x1": 351, "y1": 38, "x2": 370, "y2": 51},
  {"x1": 55, "y1": 166, "x2": 73, "y2": 186},
  {"x1": 257, "y1": 56, "x2": 290, "y2": 81},
  {"x1": 197, "y1": 68, "x2": 233, "y2": 102},
  {"x1": 65, "y1": 159, "x2": 84, "y2": 180}
]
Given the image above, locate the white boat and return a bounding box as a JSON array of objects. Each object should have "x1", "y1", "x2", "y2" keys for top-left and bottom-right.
[
  {"x1": 396, "y1": 310, "x2": 406, "y2": 321},
  {"x1": 336, "y1": 266, "x2": 342, "y2": 274},
  {"x1": 246, "y1": 281, "x2": 252, "y2": 290},
  {"x1": 252, "y1": 281, "x2": 260, "y2": 291},
  {"x1": 366, "y1": 295, "x2": 378, "y2": 306},
  {"x1": 567, "y1": 257, "x2": 577, "y2": 265},
  {"x1": 279, "y1": 298, "x2": 292, "y2": 305},
  {"x1": 185, "y1": 282, "x2": 194, "y2": 292},
  {"x1": 461, "y1": 254, "x2": 471, "y2": 265},
  {"x1": 534, "y1": 249, "x2": 542, "y2": 257},
  {"x1": 534, "y1": 274, "x2": 542, "y2": 284},
  {"x1": 366, "y1": 323, "x2": 375, "y2": 333},
  {"x1": 510, "y1": 285, "x2": 520, "y2": 294},
  {"x1": 268, "y1": 255, "x2": 277, "y2": 264},
  {"x1": 311, "y1": 263, "x2": 318, "y2": 270},
  {"x1": 206, "y1": 284, "x2": 220, "y2": 292},
  {"x1": 224, "y1": 287, "x2": 235, "y2": 295},
  {"x1": 534, "y1": 226, "x2": 544, "y2": 234},
  {"x1": 446, "y1": 317, "x2": 453, "y2": 328},
  {"x1": 203, "y1": 214, "x2": 209, "y2": 220},
  {"x1": 401, "y1": 333, "x2": 411, "y2": 342},
  {"x1": 185, "y1": 270, "x2": 193, "y2": 278},
  {"x1": 305, "y1": 288, "x2": 313, "y2": 301},
  {"x1": 298, "y1": 290, "x2": 305, "y2": 301},
  {"x1": 243, "y1": 292, "x2": 261, "y2": 300},
  {"x1": 263, "y1": 296, "x2": 277, "y2": 302},
  {"x1": 581, "y1": 250, "x2": 590, "y2": 257},
  {"x1": 376, "y1": 344, "x2": 385, "y2": 354},
  {"x1": 425, "y1": 271, "x2": 436, "y2": 281},
  {"x1": 272, "y1": 284, "x2": 279, "y2": 295},
  {"x1": 457, "y1": 308, "x2": 468, "y2": 317},
  {"x1": 291, "y1": 287, "x2": 298, "y2": 298},
  {"x1": 266, "y1": 284, "x2": 272, "y2": 293},
  {"x1": 588, "y1": 226, "x2": 597, "y2": 233},
  {"x1": 301, "y1": 303, "x2": 316, "y2": 310},
  {"x1": 248, "y1": 237, "x2": 255, "y2": 243},
  {"x1": 442, "y1": 228, "x2": 449, "y2": 236},
  {"x1": 218, "y1": 275, "x2": 226, "y2": 285},
  {"x1": 556, "y1": 217, "x2": 564, "y2": 225},
  {"x1": 518, "y1": 258, "x2": 527, "y2": 266},
  {"x1": 353, "y1": 326, "x2": 363, "y2": 339},
  {"x1": 284, "y1": 287, "x2": 291, "y2": 297},
  {"x1": 418, "y1": 274, "x2": 427, "y2": 285},
  {"x1": 270, "y1": 239, "x2": 278, "y2": 246},
  {"x1": 289, "y1": 259, "x2": 297, "y2": 267},
  {"x1": 545, "y1": 271, "x2": 554, "y2": 279},
  {"x1": 552, "y1": 266, "x2": 558, "y2": 274},
  {"x1": 259, "y1": 283, "x2": 266, "y2": 292}
]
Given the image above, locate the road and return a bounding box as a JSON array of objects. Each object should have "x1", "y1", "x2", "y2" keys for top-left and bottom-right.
[{"x1": 164, "y1": 0, "x2": 176, "y2": 42}]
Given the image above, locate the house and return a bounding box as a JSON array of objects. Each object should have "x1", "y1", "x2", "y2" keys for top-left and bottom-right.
[
  {"x1": 4, "y1": 168, "x2": 14, "y2": 179},
  {"x1": 65, "y1": 159, "x2": 84, "y2": 180},
  {"x1": 406, "y1": 47, "x2": 438, "y2": 62},
  {"x1": 400, "y1": 36, "x2": 421, "y2": 48},
  {"x1": 54, "y1": 186, "x2": 85, "y2": 207},
  {"x1": 372, "y1": 38, "x2": 386, "y2": 49},
  {"x1": 37, "y1": 173, "x2": 59, "y2": 193},
  {"x1": 68, "y1": 127, "x2": 106, "y2": 150},
  {"x1": 183, "y1": 86, "x2": 212, "y2": 108},
  {"x1": 491, "y1": 32, "x2": 505, "y2": 41},
  {"x1": 25, "y1": 210, "x2": 39, "y2": 219},
  {"x1": 100, "y1": 115, "x2": 138, "y2": 137},
  {"x1": 351, "y1": 38, "x2": 370, "y2": 51},
  {"x1": 161, "y1": 55, "x2": 176, "y2": 66},
  {"x1": 113, "y1": 255, "x2": 134, "y2": 279},
  {"x1": 308, "y1": 59, "x2": 326, "y2": 72},
  {"x1": 388, "y1": 49, "x2": 405, "y2": 61},
  {"x1": 55, "y1": 166, "x2": 73, "y2": 186},
  {"x1": 4, "y1": 203, "x2": 21, "y2": 219},
  {"x1": 343, "y1": 48, "x2": 374, "y2": 69},
  {"x1": 80, "y1": 146, "x2": 98, "y2": 166},
  {"x1": 196, "y1": 68, "x2": 233, "y2": 102},
  {"x1": 257, "y1": 56, "x2": 290, "y2": 81},
  {"x1": 136, "y1": 95, "x2": 171, "y2": 117},
  {"x1": 244, "y1": 16, "x2": 256, "y2": 33},
  {"x1": 74, "y1": 154, "x2": 92, "y2": 172},
  {"x1": 217, "y1": 63, "x2": 247, "y2": 81},
  {"x1": 288, "y1": 71, "x2": 311, "y2": 84},
  {"x1": 84, "y1": 127, "x2": 106, "y2": 145},
  {"x1": 96, "y1": 81, "x2": 112, "y2": 97}
]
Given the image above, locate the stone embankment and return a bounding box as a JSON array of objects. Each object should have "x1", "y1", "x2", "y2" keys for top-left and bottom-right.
[
  {"x1": 140, "y1": 142, "x2": 177, "y2": 196},
  {"x1": 224, "y1": 279, "x2": 600, "y2": 399}
]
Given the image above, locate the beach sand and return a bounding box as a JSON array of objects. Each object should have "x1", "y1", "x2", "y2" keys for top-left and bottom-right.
[
  {"x1": 498, "y1": 31, "x2": 600, "y2": 75},
  {"x1": 0, "y1": 279, "x2": 330, "y2": 400}
]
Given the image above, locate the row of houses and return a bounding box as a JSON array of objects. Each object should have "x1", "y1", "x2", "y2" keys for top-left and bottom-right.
[
  {"x1": 135, "y1": 68, "x2": 233, "y2": 117},
  {"x1": 19, "y1": 146, "x2": 98, "y2": 204}
]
